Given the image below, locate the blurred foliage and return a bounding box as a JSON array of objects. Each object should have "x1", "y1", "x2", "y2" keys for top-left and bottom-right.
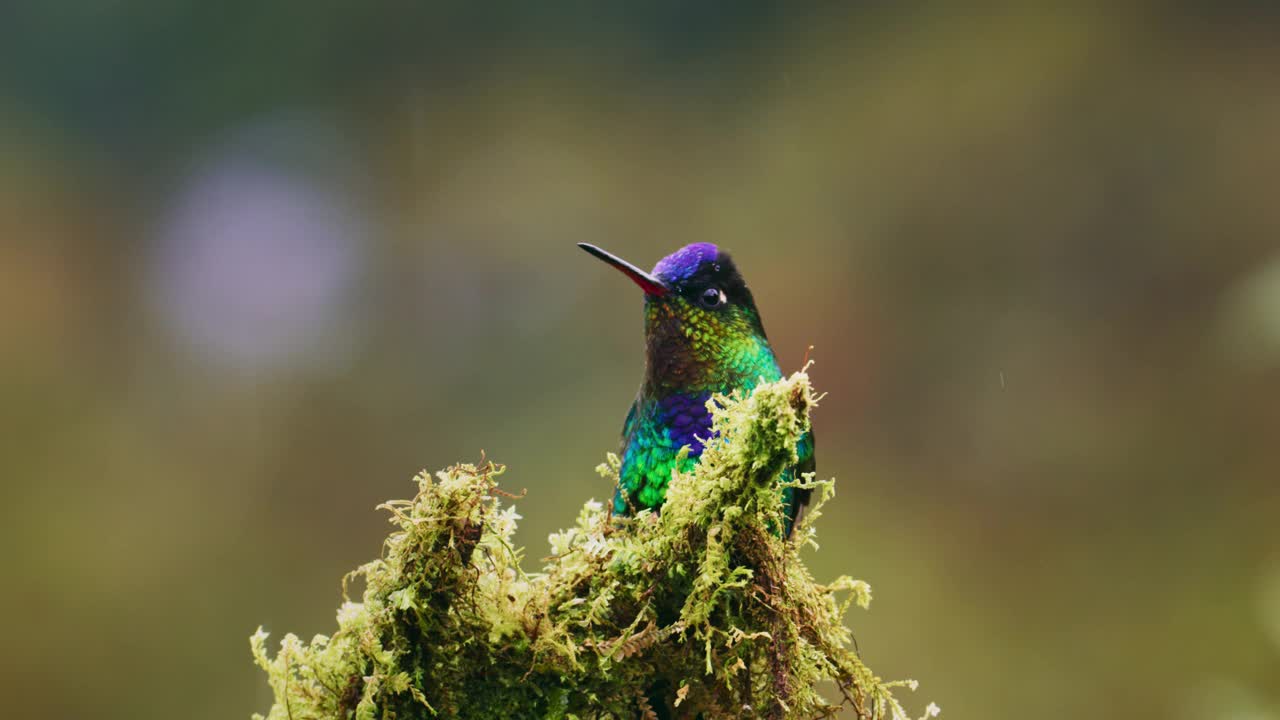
[{"x1": 1, "y1": 3, "x2": 1278, "y2": 720}]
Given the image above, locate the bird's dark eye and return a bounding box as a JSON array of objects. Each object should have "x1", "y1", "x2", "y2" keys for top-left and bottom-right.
[{"x1": 699, "y1": 286, "x2": 726, "y2": 309}]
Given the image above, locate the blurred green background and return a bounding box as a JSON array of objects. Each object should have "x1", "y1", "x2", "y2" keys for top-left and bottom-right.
[{"x1": 3, "y1": 3, "x2": 1279, "y2": 718}]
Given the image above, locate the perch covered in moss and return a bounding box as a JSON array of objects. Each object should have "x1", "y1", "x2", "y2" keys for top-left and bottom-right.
[{"x1": 251, "y1": 370, "x2": 935, "y2": 719}]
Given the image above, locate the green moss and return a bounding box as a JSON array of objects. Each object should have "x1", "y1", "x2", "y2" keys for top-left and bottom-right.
[{"x1": 251, "y1": 370, "x2": 936, "y2": 719}]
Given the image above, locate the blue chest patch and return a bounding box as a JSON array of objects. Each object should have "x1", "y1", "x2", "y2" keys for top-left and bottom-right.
[
  {"x1": 615, "y1": 391, "x2": 715, "y2": 513},
  {"x1": 654, "y1": 392, "x2": 714, "y2": 459}
]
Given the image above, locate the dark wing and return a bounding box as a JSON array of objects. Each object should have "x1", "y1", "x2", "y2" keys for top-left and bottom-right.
[
  {"x1": 784, "y1": 429, "x2": 816, "y2": 538},
  {"x1": 612, "y1": 394, "x2": 642, "y2": 514},
  {"x1": 621, "y1": 394, "x2": 640, "y2": 443}
]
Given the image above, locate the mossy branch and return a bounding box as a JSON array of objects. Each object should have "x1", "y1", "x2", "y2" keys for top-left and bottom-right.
[{"x1": 251, "y1": 370, "x2": 937, "y2": 719}]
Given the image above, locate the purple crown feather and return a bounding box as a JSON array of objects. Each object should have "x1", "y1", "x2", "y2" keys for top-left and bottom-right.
[{"x1": 652, "y1": 243, "x2": 719, "y2": 284}]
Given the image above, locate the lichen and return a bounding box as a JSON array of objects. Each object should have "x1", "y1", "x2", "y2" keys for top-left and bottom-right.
[{"x1": 251, "y1": 370, "x2": 936, "y2": 719}]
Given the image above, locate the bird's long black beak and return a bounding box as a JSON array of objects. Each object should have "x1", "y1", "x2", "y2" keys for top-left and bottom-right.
[{"x1": 577, "y1": 243, "x2": 670, "y2": 297}]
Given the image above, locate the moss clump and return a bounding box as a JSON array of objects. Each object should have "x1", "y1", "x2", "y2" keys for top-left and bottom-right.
[{"x1": 251, "y1": 370, "x2": 936, "y2": 719}]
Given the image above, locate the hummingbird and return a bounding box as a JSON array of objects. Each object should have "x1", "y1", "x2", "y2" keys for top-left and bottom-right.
[{"x1": 579, "y1": 242, "x2": 814, "y2": 537}]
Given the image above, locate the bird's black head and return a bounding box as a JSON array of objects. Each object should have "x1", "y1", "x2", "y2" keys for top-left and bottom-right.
[
  {"x1": 577, "y1": 242, "x2": 762, "y2": 323},
  {"x1": 649, "y1": 243, "x2": 758, "y2": 316},
  {"x1": 578, "y1": 243, "x2": 775, "y2": 391}
]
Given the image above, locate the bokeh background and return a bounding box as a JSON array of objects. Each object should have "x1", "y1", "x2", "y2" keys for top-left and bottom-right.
[{"x1": 3, "y1": 3, "x2": 1279, "y2": 719}]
